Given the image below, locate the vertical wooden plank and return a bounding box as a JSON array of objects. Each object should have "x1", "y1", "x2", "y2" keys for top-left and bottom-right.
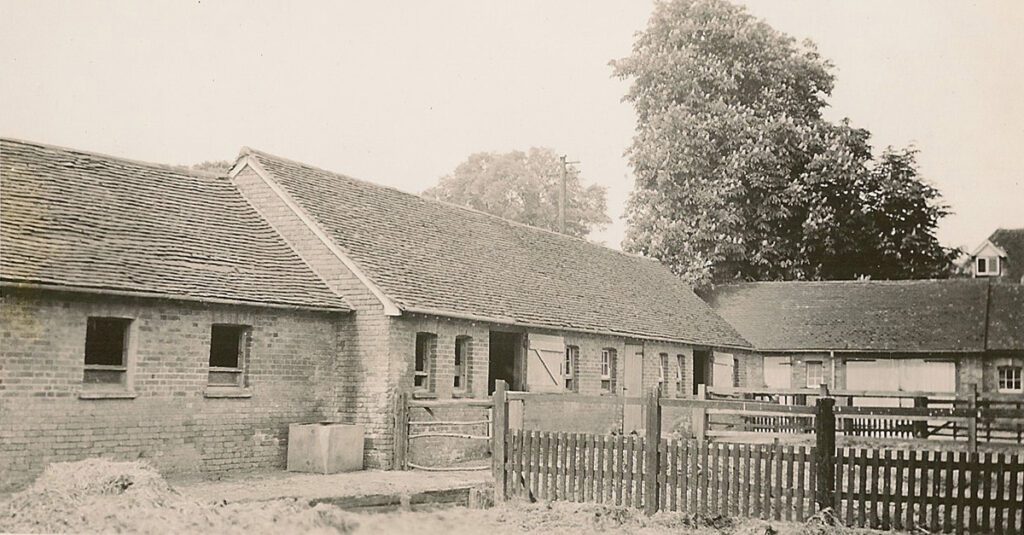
[
  {"x1": 721, "y1": 444, "x2": 731, "y2": 518},
  {"x1": 784, "y1": 445, "x2": 794, "y2": 522},
  {"x1": 614, "y1": 434, "x2": 624, "y2": 507},
  {"x1": 905, "y1": 448, "x2": 917, "y2": 532},
  {"x1": 491, "y1": 381, "x2": 508, "y2": 499},
  {"x1": 541, "y1": 432, "x2": 552, "y2": 501},
  {"x1": 635, "y1": 435, "x2": 644, "y2": 510},
  {"x1": 846, "y1": 448, "x2": 857, "y2": 528},
  {"x1": 658, "y1": 438, "x2": 669, "y2": 512},
  {"x1": 644, "y1": 387, "x2": 662, "y2": 515},
  {"x1": 567, "y1": 433, "x2": 576, "y2": 501},
  {"x1": 918, "y1": 449, "x2": 931, "y2": 531},
  {"x1": 893, "y1": 449, "x2": 904, "y2": 532},
  {"x1": 930, "y1": 449, "x2": 941, "y2": 533},
  {"x1": 956, "y1": 450, "x2": 967, "y2": 535},
  {"x1": 773, "y1": 440, "x2": 784, "y2": 522},
  {"x1": 710, "y1": 441, "x2": 720, "y2": 515},
  {"x1": 795, "y1": 446, "x2": 806, "y2": 522},
  {"x1": 587, "y1": 434, "x2": 596, "y2": 503},
  {"x1": 682, "y1": 439, "x2": 693, "y2": 515},
  {"x1": 392, "y1": 392, "x2": 409, "y2": 470},
  {"x1": 993, "y1": 452, "x2": 1005, "y2": 535},
  {"x1": 942, "y1": 450, "x2": 954, "y2": 534},
  {"x1": 742, "y1": 444, "x2": 751, "y2": 518},
  {"x1": 698, "y1": 439, "x2": 708, "y2": 515},
  {"x1": 980, "y1": 451, "x2": 992, "y2": 534},
  {"x1": 623, "y1": 434, "x2": 634, "y2": 508},
  {"x1": 872, "y1": 448, "x2": 882, "y2": 530},
  {"x1": 881, "y1": 449, "x2": 893, "y2": 531},
  {"x1": 731, "y1": 444, "x2": 741, "y2": 517},
  {"x1": 752, "y1": 443, "x2": 763, "y2": 520},
  {"x1": 524, "y1": 430, "x2": 534, "y2": 499},
  {"x1": 668, "y1": 439, "x2": 678, "y2": 512},
  {"x1": 596, "y1": 435, "x2": 605, "y2": 504},
  {"x1": 968, "y1": 451, "x2": 980, "y2": 535},
  {"x1": 1007, "y1": 454, "x2": 1020, "y2": 535}
]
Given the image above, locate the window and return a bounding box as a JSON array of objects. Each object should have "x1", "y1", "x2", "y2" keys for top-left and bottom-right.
[
  {"x1": 563, "y1": 346, "x2": 578, "y2": 391},
  {"x1": 806, "y1": 361, "x2": 824, "y2": 389},
  {"x1": 733, "y1": 357, "x2": 741, "y2": 387},
  {"x1": 414, "y1": 333, "x2": 435, "y2": 391},
  {"x1": 658, "y1": 353, "x2": 668, "y2": 383},
  {"x1": 209, "y1": 325, "x2": 249, "y2": 387},
  {"x1": 600, "y1": 348, "x2": 616, "y2": 393},
  {"x1": 676, "y1": 354, "x2": 685, "y2": 395},
  {"x1": 454, "y1": 336, "x2": 471, "y2": 393},
  {"x1": 83, "y1": 317, "x2": 131, "y2": 385},
  {"x1": 976, "y1": 256, "x2": 999, "y2": 276},
  {"x1": 998, "y1": 366, "x2": 1022, "y2": 393}
]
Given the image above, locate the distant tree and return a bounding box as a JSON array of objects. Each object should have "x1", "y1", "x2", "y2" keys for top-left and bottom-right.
[
  {"x1": 424, "y1": 148, "x2": 610, "y2": 239},
  {"x1": 612, "y1": 0, "x2": 956, "y2": 285},
  {"x1": 189, "y1": 160, "x2": 233, "y2": 174}
]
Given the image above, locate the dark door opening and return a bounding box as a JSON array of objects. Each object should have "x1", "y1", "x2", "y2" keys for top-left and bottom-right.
[
  {"x1": 693, "y1": 349, "x2": 712, "y2": 395},
  {"x1": 488, "y1": 331, "x2": 521, "y2": 394}
]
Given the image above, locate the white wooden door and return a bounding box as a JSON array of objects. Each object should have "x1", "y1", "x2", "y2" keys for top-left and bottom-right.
[
  {"x1": 763, "y1": 356, "x2": 792, "y2": 389},
  {"x1": 525, "y1": 333, "x2": 564, "y2": 392},
  {"x1": 713, "y1": 352, "x2": 735, "y2": 390},
  {"x1": 623, "y1": 344, "x2": 643, "y2": 433}
]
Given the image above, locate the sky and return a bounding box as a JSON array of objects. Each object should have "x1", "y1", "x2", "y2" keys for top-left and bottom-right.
[{"x1": 1, "y1": 0, "x2": 1021, "y2": 253}]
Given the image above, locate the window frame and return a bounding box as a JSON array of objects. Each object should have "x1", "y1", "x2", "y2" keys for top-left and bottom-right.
[
  {"x1": 658, "y1": 353, "x2": 668, "y2": 384},
  {"x1": 83, "y1": 317, "x2": 133, "y2": 387},
  {"x1": 453, "y1": 336, "x2": 471, "y2": 394},
  {"x1": 563, "y1": 345, "x2": 579, "y2": 392},
  {"x1": 414, "y1": 333, "x2": 436, "y2": 392},
  {"x1": 976, "y1": 256, "x2": 999, "y2": 276},
  {"x1": 997, "y1": 365, "x2": 1023, "y2": 393},
  {"x1": 207, "y1": 324, "x2": 250, "y2": 388},
  {"x1": 806, "y1": 361, "x2": 824, "y2": 389},
  {"x1": 600, "y1": 348, "x2": 616, "y2": 393}
]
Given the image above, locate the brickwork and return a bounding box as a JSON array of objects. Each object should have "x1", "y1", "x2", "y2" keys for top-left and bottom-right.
[
  {"x1": 0, "y1": 290, "x2": 344, "y2": 491},
  {"x1": 233, "y1": 166, "x2": 394, "y2": 468}
]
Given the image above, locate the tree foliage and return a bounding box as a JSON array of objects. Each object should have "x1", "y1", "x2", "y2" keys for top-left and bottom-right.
[
  {"x1": 613, "y1": 0, "x2": 957, "y2": 285},
  {"x1": 423, "y1": 148, "x2": 610, "y2": 239}
]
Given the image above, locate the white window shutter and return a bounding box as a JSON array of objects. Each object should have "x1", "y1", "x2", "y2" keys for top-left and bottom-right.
[{"x1": 526, "y1": 333, "x2": 564, "y2": 392}]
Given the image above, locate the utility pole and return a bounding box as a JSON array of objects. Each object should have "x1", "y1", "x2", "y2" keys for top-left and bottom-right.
[{"x1": 558, "y1": 155, "x2": 579, "y2": 235}]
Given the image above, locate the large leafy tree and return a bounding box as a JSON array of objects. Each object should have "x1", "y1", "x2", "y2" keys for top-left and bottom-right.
[
  {"x1": 424, "y1": 147, "x2": 610, "y2": 239},
  {"x1": 613, "y1": 0, "x2": 956, "y2": 285}
]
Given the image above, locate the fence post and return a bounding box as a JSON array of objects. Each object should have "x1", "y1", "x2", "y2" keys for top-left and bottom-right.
[
  {"x1": 692, "y1": 383, "x2": 708, "y2": 441},
  {"x1": 644, "y1": 384, "x2": 662, "y2": 515},
  {"x1": 814, "y1": 395, "x2": 836, "y2": 510},
  {"x1": 492, "y1": 380, "x2": 509, "y2": 500},
  {"x1": 392, "y1": 391, "x2": 409, "y2": 470},
  {"x1": 912, "y1": 396, "x2": 928, "y2": 438},
  {"x1": 966, "y1": 383, "x2": 978, "y2": 453}
]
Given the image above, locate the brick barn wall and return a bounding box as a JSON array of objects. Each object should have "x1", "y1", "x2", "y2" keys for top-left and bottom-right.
[
  {"x1": 233, "y1": 165, "x2": 394, "y2": 469},
  {"x1": 0, "y1": 290, "x2": 344, "y2": 491}
]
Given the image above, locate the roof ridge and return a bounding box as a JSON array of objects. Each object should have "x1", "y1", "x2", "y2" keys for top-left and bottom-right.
[
  {"x1": 2, "y1": 136, "x2": 226, "y2": 180},
  {"x1": 241, "y1": 146, "x2": 647, "y2": 262}
]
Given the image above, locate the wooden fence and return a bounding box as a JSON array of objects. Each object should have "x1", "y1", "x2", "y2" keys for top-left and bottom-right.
[
  {"x1": 392, "y1": 394, "x2": 493, "y2": 471},
  {"x1": 490, "y1": 381, "x2": 1024, "y2": 533}
]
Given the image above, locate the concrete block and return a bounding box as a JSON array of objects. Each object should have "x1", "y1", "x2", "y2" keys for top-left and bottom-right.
[{"x1": 287, "y1": 422, "x2": 364, "y2": 474}]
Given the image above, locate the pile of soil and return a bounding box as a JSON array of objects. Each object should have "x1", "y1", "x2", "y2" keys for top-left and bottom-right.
[{"x1": 0, "y1": 459, "x2": 358, "y2": 534}]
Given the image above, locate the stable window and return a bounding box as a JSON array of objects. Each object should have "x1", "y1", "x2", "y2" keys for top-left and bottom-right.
[
  {"x1": 976, "y1": 256, "x2": 999, "y2": 276},
  {"x1": 208, "y1": 325, "x2": 249, "y2": 387},
  {"x1": 563, "y1": 346, "x2": 578, "y2": 391},
  {"x1": 998, "y1": 366, "x2": 1022, "y2": 393},
  {"x1": 414, "y1": 333, "x2": 436, "y2": 392},
  {"x1": 83, "y1": 317, "x2": 131, "y2": 385},
  {"x1": 733, "y1": 357, "x2": 741, "y2": 387},
  {"x1": 806, "y1": 361, "x2": 824, "y2": 389},
  {"x1": 676, "y1": 354, "x2": 685, "y2": 395},
  {"x1": 600, "y1": 348, "x2": 616, "y2": 393},
  {"x1": 454, "y1": 336, "x2": 471, "y2": 393},
  {"x1": 658, "y1": 353, "x2": 668, "y2": 383}
]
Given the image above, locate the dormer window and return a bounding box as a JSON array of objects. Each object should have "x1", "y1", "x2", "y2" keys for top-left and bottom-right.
[{"x1": 976, "y1": 256, "x2": 999, "y2": 276}]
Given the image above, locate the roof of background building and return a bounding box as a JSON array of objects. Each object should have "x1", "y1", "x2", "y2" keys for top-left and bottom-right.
[
  {"x1": 0, "y1": 138, "x2": 349, "y2": 311},
  {"x1": 705, "y1": 279, "x2": 999, "y2": 352},
  {"x1": 988, "y1": 228, "x2": 1024, "y2": 282},
  {"x1": 987, "y1": 283, "x2": 1024, "y2": 351},
  {"x1": 240, "y1": 148, "x2": 750, "y2": 348}
]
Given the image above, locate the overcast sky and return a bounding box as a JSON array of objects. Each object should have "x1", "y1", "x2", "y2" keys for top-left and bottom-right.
[{"x1": 2, "y1": 0, "x2": 1021, "y2": 253}]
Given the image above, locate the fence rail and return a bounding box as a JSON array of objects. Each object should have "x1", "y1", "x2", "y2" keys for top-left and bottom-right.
[{"x1": 490, "y1": 381, "x2": 1024, "y2": 533}]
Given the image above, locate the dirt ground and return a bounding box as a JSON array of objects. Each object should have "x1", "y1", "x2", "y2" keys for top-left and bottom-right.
[{"x1": 0, "y1": 459, "x2": 903, "y2": 535}]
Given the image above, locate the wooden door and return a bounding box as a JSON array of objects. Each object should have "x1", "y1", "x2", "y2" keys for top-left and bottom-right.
[{"x1": 623, "y1": 343, "x2": 643, "y2": 433}]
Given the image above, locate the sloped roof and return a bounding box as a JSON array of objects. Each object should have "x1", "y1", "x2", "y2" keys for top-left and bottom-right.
[
  {"x1": 1, "y1": 139, "x2": 349, "y2": 311},
  {"x1": 705, "y1": 280, "x2": 991, "y2": 352},
  {"x1": 989, "y1": 228, "x2": 1024, "y2": 281},
  {"x1": 987, "y1": 283, "x2": 1024, "y2": 350},
  {"x1": 240, "y1": 148, "x2": 749, "y2": 348}
]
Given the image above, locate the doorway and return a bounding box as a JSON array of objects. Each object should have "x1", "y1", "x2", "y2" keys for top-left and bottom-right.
[
  {"x1": 622, "y1": 343, "x2": 644, "y2": 433},
  {"x1": 488, "y1": 331, "x2": 522, "y2": 394},
  {"x1": 693, "y1": 349, "x2": 712, "y2": 395}
]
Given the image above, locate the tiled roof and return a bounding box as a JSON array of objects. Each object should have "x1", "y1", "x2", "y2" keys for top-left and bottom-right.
[
  {"x1": 988, "y1": 283, "x2": 1024, "y2": 350},
  {"x1": 705, "y1": 280, "x2": 992, "y2": 352},
  {"x1": 1, "y1": 139, "x2": 349, "y2": 311},
  {"x1": 989, "y1": 228, "x2": 1024, "y2": 282},
  {"x1": 242, "y1": 148, "x2": 750, "y2": 348}
]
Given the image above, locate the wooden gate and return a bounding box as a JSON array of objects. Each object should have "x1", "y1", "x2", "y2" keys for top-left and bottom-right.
[{"x1": 393, "y1": 393, "x2": 493, "y2": 471}]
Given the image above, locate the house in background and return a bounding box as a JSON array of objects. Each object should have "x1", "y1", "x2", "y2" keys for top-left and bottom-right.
[
  {"x1": 965, "y1": 228, "x2": 1024, "y2": 282},
  {"x1": 704, "y1": 280, "x2": 1024, "y2": 401}
]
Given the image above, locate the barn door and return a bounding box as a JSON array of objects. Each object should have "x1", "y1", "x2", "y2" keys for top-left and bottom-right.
[
  {"x1": 525, "y1": 333, "x2": 564, "y2": 392},
  {"x1": 623, "y1": 343, "x2": 643, "y2": 433}
]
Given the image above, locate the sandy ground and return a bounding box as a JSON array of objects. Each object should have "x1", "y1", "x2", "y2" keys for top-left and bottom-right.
[
  {"x1": 0, "y1": 459, "x2": 906, "y2": 535},
  {"x1": 172, "y1": 467, "x2": 493, "y2": 504}
]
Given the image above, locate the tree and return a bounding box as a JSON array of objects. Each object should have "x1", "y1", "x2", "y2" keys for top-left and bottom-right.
[
  {"x1": 188, "y1": 160, "x2": 233, "y2": 174},
  {"x1": 423, "y1": 148, "x2": 610, "y2": 239},
  {"x1": 612, "y1": 0, "x2": 956, "y2": 285}
]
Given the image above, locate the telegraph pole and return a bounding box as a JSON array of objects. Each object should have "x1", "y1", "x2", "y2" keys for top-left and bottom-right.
[{"x1": 558, "y1": 155, "x2": 579, "y2": 235}]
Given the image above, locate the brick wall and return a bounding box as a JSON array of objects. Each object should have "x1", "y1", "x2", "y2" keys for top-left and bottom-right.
[
  {"x1": 233, "y1": 165, "x2": 394, "y2": 468},
  {"x1": 0, "y1": 290, "x2": 344, "y2": 491}
]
